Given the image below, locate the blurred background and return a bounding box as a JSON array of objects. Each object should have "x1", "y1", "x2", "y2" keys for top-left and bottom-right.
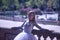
[{"x1": 0, "y1": 0, "x2": 60, "y2": 25}]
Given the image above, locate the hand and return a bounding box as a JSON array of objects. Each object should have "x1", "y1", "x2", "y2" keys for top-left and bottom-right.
[
  {"x1": 50, "y1": 30, "x2": 54, "y2": 32},
  {"x1": 11, "y1": 27, "x2": 23, "y2": 30},
  {"x1": 41, "y1": 28, "x2": 48, "y2": 31},
  {"x1": 11, "y1": 27, "x2": 18, "y2": 29}
]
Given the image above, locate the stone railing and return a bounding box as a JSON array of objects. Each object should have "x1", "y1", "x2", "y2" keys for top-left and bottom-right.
[
  {"x1": 0, "y1": 28, "x2": 60, "y2": 40},
  {"x1": 32, "y1": 29, "x2": 60, "y2": 40}
]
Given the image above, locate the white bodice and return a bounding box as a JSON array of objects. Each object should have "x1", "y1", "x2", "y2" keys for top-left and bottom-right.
[{"x1": 23, "y1": 21, "x2": 35, "y2": 33}]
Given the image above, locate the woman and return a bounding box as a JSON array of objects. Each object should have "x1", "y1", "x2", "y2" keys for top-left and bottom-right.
[{"x1": 14, "y1": 10, "x2": 43, "y2": 40}]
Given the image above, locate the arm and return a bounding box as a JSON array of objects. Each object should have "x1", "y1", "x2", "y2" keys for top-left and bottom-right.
[
  {"x1": 34, "y1": 22, "x2": 54, "y2": 32},
  {"x1": 11, "y1": 20, "x2": 26, "y2": 29},
  {"x1": 20, "y1": 20, "x2": 26, "y2": 28},
  {"x1": 34, "y1": 22, "x2": 42, "y2": 30}
]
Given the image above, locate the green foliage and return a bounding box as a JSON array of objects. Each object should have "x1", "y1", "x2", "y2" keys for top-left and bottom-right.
[
  {"x1": 0, "y1": 0, "x2": 2, "y2": 7},
  {"x1": 2, "y1": 0, "x2": 9, "y2": 10},
  {"x1": 1, "y1": 0, "x2": 60, "y2": 10},
  {"x1": 47, "y1": 0, "x2": 55, "y2": 7},
  {"x1": 54, "y1": 0, "x2": 60, "y2": 8},
  {"x1": 18, "y1": 0, "x2": 29, "y2": 3},
  {"x1": 2, "y1": 0, "x2": 10, "y2": 6},
  {"x1": 26, "y1": 0, "x2": 44, "y2": 7},
  {"x1": 14, "y1": 0, "x2": 20, "y2": 9}
]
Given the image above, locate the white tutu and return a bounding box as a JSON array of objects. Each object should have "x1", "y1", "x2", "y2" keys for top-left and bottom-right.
[
  {"x1": 14, "y1": 31, "x2": 36, "y2": 40},
  {"x1": 14, "y1": 21, "x2": 37, "y2": 40}
]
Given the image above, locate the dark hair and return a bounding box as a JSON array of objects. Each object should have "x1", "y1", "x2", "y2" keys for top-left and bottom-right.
[{"x1": 28, "y1": 11, "x2": 35, "y2": 22}]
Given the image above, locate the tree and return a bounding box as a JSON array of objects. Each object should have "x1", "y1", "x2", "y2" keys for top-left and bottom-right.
[
  {"x1": 14, "y1": 0, "x2": 19, "y2": 9},
  {"x1": 55, "y1": 0, "x2": 60, "y2": 9},
  {"x1": 2, "y1": 0, "x2": 15, "y2": 11},
  {"x1": 1, "y1": 0, "x2": 59, "y2": 11},
  {"x1": 18, "y1": 0, "x2": 29, "y2": 3},
  {"x1": 0, "y1": 0, "x2": 2, "y2": 6},
  {"x1": 18, "y1": 0, "x2": 29, "y2": 8},
  {"x1": 2, "y1": 0, "x2": 10, "y2": 11}
]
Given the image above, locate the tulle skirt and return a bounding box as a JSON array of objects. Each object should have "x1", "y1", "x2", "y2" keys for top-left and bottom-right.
[{"x1": 14, "y1": 31, "x2": 36, "y2": 40}]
